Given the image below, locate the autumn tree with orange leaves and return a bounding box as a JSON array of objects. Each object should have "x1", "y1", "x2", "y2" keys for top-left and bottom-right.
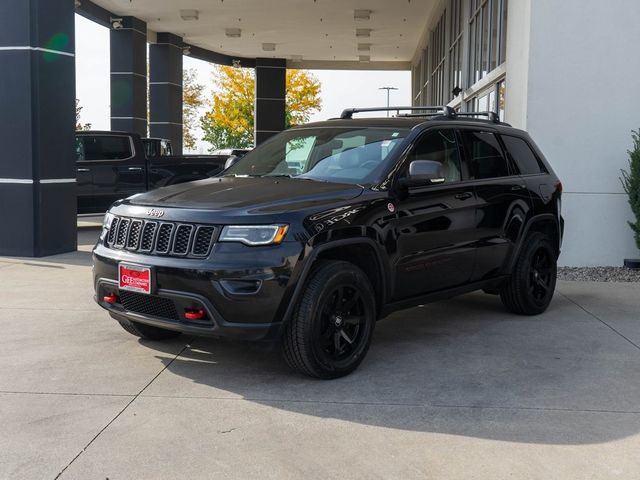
[{"x1": 201, "y1": 66, "x2": 321, "y2": 150}]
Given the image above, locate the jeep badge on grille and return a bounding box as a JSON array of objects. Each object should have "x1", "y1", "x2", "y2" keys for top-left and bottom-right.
[{"x1": 145, "y1": 208, "x2": 165, "y2": 218}]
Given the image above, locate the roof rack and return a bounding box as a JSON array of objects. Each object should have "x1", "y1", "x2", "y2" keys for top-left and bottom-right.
[
  {"x1": 339, "y1": 106, "x2": 503, "y2": 124},
  {"x1": 453, "y1": 111, "x2": 501, "y2": 123},
  {"x1": 339, "y1": 106, "x2": 456, "y2": 119}
]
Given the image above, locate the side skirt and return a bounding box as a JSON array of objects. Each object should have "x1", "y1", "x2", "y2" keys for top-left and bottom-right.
[{"x1": 380, "y1": 276, "x2": 509, "y2": 318}]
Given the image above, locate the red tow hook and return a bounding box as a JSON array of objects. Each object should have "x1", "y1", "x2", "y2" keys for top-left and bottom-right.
[
  {"x1": 103, "y1": 294, "x2": 119, "y2": 304},
  {"x1": 184, "y1": 309, "x2": 206, "y2": 321}
]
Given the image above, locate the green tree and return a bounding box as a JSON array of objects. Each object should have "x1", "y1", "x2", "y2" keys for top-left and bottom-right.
[
  {"x1": 621, "y1": 130, "x2": 640, "y2": 250},
  {"x1": 183, "y1": 68, "x2": 205, "y2": 150},
  {"x1": 201, "y1": 66, "x2": 321, "y2": 150}
]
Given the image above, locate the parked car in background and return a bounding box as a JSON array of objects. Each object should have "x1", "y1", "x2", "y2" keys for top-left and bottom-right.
[
  {"x1": 76, "y1": 131, "x2": 234, "y2": 214},
  {"x1": 93, "y1": 106, "x2": 563, "y2": 378}
]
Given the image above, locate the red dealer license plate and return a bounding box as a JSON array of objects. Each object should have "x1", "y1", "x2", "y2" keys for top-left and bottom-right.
[{"x1": 119, "y1": 263, "x2": 152, "y2": 294}]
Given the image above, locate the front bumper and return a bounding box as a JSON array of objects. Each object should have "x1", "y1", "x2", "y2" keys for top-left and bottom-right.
[{"x1": 93, "y1": 241, "x2": 304, "y2": 341}]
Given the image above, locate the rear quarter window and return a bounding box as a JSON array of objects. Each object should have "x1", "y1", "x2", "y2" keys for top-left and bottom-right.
[{"x1": 501, "y1": 135, "x2": 547, "y2": 175}]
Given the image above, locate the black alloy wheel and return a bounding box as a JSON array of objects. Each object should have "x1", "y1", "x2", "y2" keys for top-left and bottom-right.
[
  {"x1": 500, "y1": 232, "x2": 557, "y2": 315},
  {"x1": 529, "y1": 246, "x2": 554, "y2": 305},
  {"x1": 315, "y1": 284, "x2": 368, "y2": 364},
  {"x1": 283, "y1": 260, "x2": 376, "y2": 379}
]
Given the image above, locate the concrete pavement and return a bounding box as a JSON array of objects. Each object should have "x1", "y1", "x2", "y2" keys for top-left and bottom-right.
[{"x1": 1, "y1": 230, "x2": 639, "y2": 479}]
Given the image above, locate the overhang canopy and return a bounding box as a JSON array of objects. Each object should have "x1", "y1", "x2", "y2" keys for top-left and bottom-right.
[{"x1": 81, "y1": 0, "x2": 437, "y2": 70}]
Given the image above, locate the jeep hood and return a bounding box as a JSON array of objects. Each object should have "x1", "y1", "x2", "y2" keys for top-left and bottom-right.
[{"x1": 127, "y1": 176, "x2": 364, "y2": 213}]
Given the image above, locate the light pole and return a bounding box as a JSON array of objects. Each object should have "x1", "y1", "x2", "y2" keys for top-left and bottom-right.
[{"x1": 379, "y1": 86, "x2": 398, "y2": 117}]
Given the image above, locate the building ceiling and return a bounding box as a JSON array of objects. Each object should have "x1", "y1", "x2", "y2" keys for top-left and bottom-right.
[{"x1": 89, "y1": 0, "x2": 437, "y2": 69}]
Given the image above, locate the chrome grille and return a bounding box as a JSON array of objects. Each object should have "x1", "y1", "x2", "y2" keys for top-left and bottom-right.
[{"x1": 105, "y1": 216, "x2": 217, "y2": 258}]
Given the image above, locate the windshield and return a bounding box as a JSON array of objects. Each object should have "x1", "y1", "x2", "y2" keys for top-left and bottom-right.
[{"x1": 224, "y1": 127, "x2": 409, "y2": 184}]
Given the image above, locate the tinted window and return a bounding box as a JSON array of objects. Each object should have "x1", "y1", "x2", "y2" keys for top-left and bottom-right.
[
  {"x1": 460, "y1": 130, "x2": 509, "y2": 179},
  {"x1": 407, "y1": 129, "x2": 462, "y2": 182},
  {"x1": 502, "y1": 135, "x2": 546, "y2": 175},
  {"x1": 82, "y1": 136, "x2": 133, "y2": 161},
  {"x1": 226, "y1": 127, "x2": 408, "y2": 184}
]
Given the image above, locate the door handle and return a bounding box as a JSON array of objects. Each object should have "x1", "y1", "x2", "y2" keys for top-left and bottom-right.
[
  {"x1": 511, "y1": 184, "x2": 526, "y2": 191},
  {"x1": 76, "y1": 168, "x2": 90, "y2": 172},
  {"x1": 127, "y1": 167, "x2": 143, "y2": 172},
  {"x1": 454, "y1": 192, "x2": 473, "y2": 200}
]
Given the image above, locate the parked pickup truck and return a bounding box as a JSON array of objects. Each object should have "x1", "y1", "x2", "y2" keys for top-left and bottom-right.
[{"x1": 76, "y1": 131, "x2": 231, "y2": 214}]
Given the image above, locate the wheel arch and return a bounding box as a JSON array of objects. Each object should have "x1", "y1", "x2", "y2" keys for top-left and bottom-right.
[
  {"x1": 507, "y1": 214, "x2": 561, "y2": 272},
  {"x1": 281, "y1": 237, "x2": 389, "y2": 328}
]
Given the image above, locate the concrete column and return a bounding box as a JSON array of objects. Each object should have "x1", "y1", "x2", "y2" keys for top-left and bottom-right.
[
  {"x1": 0, "y1": 0, "x2": 76, "y2": 256},
  {"x1": 254, "y1": 58, "x2": 286, "y2": 145},
  {"x1": 110, "y1": 16, "x2": 147, "y2": 136},
  {"x1": 149, "y1": 33, "x2": 183, "y2": 154}
]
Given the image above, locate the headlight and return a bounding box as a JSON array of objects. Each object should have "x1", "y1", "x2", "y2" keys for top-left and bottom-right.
[{"x1": 219, "y1": 225, "x2": 289, "y2": 246}]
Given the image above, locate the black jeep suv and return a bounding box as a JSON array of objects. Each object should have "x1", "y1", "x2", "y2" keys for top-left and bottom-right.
[{"x1": 93, "y1": 106, "x2": 563, "y2": 379}]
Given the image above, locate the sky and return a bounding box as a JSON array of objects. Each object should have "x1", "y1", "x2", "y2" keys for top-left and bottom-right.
[{"x1": 74, "y1": 14, "x2": 411, "y2": 152}]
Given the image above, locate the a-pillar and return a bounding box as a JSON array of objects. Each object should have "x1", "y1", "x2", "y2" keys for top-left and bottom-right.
[
  {"x1": 0, "y1": 0, "x2": 76, "y2": 256},
  {"x1": 254, "y1": 58, "x2": 286, "y2": 145},
  {"x1": 149, "y1": 33, "x2": 183, "y2": 154},
  {"x1": 110, "y1": 16, "x2": 147, "y2": 136}
]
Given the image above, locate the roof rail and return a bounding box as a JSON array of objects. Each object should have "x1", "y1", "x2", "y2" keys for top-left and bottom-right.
[
  {"x1": 339, "y1": 105, "x2": 456, "y2": 119},
  {"x1": 339, "y1": 106, "x2": 508, "y2": 125},
  {"x1": 453, "y1": 111, "x2": 501, "y2": 123}
]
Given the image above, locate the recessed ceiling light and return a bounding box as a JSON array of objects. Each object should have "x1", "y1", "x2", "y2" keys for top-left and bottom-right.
[
  {"x1": 262, "y1": 43, "x2": 276, "y2": 51},
  {"x1": 180, "y1": 10, "x2": 199, "y2": 21},
  {"x1": 356, "y1": 28, "x2": 371, "y2": 38},
  {"x1": 357, "y1": 43, "x2": 371, "y2": 52},
  {"x1": 354, "y1": 9, "x2": 371, "y2": 21},
  {"x1": 225, "y1": 28, "x2": 241, "y2": 38},
  {"x1": 359, "y1": 55, "x2": 370, "y2": 63}
]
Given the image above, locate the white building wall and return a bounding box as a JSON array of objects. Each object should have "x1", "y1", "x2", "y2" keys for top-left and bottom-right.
[{"x1": 506, "y1": 0, "x2": 640, "y2": 266}]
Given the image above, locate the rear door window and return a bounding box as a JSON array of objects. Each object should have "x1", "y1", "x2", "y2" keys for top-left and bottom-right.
[
  {"x1": 501, "y1": 135, "x2": 547, "y2": 175},
  {"x1": 459, "y1": 130, "x2": 509, "y2": 179},
  {"x1": 82, "y1": 135, "x2": 133, "y2": 161}
]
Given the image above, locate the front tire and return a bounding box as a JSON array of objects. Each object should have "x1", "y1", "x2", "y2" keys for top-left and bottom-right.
[
  {"x1": 110, "y1": 313, "x2": 182, "y2": 340},
  {"x1": 282, "y1": 260, "x2": 376, "y2": 379},
  {"x1": 500, "y1": 232, "x2": 557, "y2": 315}
]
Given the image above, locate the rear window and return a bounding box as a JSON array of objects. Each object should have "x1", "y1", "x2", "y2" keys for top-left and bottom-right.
[
  {"x1": 501, "y1": 135, "x2": 547, "y2": 175},
  {"x1": 80, "y1": 135, "x2": 133, "y2": 161}
]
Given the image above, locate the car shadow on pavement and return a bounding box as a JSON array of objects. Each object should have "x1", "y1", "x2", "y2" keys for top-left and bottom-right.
[{"x1": 143, "y1": 291, "x2": 640, "y2": 445}]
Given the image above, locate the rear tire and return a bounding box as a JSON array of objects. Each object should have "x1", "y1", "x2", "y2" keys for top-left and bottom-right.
[
  {"x1": 111, "y1": 313, "x2": 181, "y2": 340},
  {"x1": 500, "y1": 232, "x2": 557, "y2": 315},
  {"x1": 282, "y1": 260, "x2": 376, "y2": 379}
]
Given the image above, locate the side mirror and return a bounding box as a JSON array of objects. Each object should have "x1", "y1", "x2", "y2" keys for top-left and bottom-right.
[
  {"x1": 224, "y1": 155, "x2": 241, "y2": 170},
  {"x1": 400, "y1": 160, "x2": 445, "y2": 187}
]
